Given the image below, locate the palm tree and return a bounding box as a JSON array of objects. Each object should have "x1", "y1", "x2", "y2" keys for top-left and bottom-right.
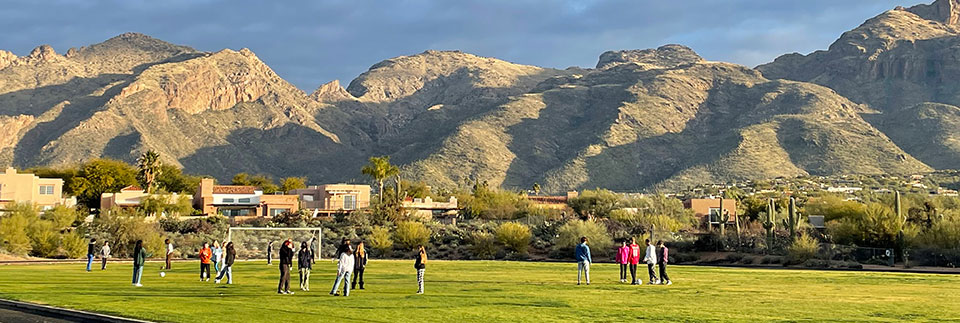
[
  {"x1": 361, "y1": 156, "x2": 399, "y2": 203},
  {"x1": 136, "y1": 150, "x2": 163, "y2": 193}
]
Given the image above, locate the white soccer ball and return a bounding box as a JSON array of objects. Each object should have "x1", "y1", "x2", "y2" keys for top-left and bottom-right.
[{"x1": 160, "y1": 271, "x2": 166, "y2": 277}]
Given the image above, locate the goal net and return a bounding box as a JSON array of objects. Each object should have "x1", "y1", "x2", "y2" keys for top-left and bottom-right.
[{"x1": 226, "y1": 227, "x2": 322, "y2": 260}]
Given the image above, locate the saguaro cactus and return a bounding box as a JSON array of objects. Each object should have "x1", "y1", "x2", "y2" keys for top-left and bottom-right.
[
  {"x1": 895, "y1": 191, "x2": 907, "y2": 266},
  {"x1": 787, "y1": 197, "x2": 802, "y2": 241},
  {"x1": 763, "y1": 198, "x2": 776, "y2": 248}
]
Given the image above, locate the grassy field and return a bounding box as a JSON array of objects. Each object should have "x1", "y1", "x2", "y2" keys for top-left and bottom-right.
[{"x1": 0, "y1": 260, "x2": 957, "y2": 322}]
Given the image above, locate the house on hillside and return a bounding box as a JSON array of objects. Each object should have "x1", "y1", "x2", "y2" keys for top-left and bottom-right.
[
  {"x1": 402, "y1": 196, "x2": 458, "y2": 223},
  {"x1": 287, "y1": 184, "x2": 370, "y2": 216},
  {"x1": 100, "y1": 185, "x2": 191, "y2": 214},
  {"x1": 683, "y1": 198, "x2": 737, "y2": 228},
  {"x1": 0, "y1": 167, "x2": 76, "y2": 210},
  {"x1": 194, "y1": 178, "x2": 299, "y2": 221},
  {"x1": 526, "y1": 191, "x2": 579, "y2": 209}
]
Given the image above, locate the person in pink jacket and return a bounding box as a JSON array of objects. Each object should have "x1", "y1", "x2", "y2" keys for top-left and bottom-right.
[
  {"x1": 627, "y1": 238, "x2": 642, "y2": 285},
  {"x1": 616, "y1": 240, "x2": 629, "y2": 283}
]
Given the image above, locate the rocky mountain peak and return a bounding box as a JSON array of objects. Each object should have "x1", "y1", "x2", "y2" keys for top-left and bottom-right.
[
  {"x1": 0, "y1": 50, "x2": 16, "y2": 69},
  {"x1": 28, "y1": 45, "x2": 59, "y2": 60},
  {"x1": 905, "y1": 0, "x2": 960, "y2": 25},
  {"x1": 596, "y1": 44, "x2": 703, "y2": 70},
  {"x1": 311, "y1": 79, "x2": 354, "y2": 102}
]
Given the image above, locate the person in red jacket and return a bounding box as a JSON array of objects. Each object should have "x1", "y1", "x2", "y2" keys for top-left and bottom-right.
[
  {"x1": 616, "y1": 240, "x2": 629, "y2": 283},
  {"x1": 198, "y1": 242, "x2": 213, "y2": 281},
  {"x1": 627, "y1": 238, "x2": 642, "y2": 285}
]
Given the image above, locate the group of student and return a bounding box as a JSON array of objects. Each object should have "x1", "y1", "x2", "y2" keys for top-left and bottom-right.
[
  {"x1": 575, "y1": 237, "x2": 672, "y2": 285},
  {"x1": 85, "y1": 238, "x2": 110, "y2": 272},
  {"x1": 195, "y1": 240, "x2": 237, "y2": 284},
  {"x1": 326, "y1": 238, "x2": 427, "y2": 296}
]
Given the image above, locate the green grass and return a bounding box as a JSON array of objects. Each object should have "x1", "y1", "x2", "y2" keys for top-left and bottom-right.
[{"x1": 0, "y1": 260, "x2": 958, "y2": 322}]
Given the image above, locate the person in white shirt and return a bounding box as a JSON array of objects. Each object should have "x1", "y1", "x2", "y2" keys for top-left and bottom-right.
[
  {"x1": 329, "y1": 239, "x2": 355, "y2": 297},
  {"x1": 642, "y1": 239, "x2": 660, "y2": 285},
  {"x1": 100, "y1": 241, "x2": 111, "y2": 270},
  {"x1": 165, "y1": 239, "x2": 174, "y2": 270}
]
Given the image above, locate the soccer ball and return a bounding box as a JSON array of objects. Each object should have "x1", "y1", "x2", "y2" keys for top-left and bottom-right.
[{"x1": 160, "y1": 271, "x2": 166, "y2": 277}]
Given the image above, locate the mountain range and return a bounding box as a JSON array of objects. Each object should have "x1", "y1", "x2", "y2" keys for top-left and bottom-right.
[{"x1": 2, "y1": 0, "x2": 959, "y2": 193}]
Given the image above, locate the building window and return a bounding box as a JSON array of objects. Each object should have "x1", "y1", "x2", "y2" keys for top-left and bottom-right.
[
  {"x1": 343, "y1": 195, "x2": 357, "y2": 210},
  {"x1": 302, "y1": 194, "x2": 314, "y2": 202},
  {"x1": 39, "y1": 185, "x2": 54, "y2": 195},
  {"x1": 223, "y1": 198, "x2": 235, "y2": 203},
  {"x1": 708, "y1": 207, "x2": 721, "y2": 224},
  {"x1": 221, "y1": 209, "x2": 254, "y2": 217},
  {"x1": 238, "y1": 198, "x2": 251, "y2": 203},
  {"x1": 270, "y1": 208, "x2": 290, "y2": 216}
]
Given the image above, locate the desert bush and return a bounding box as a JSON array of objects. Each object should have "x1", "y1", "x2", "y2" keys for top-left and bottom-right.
[
  {"x1": 916, "y1": 211, "x2": 960, "y2": 249},
  {"x1": 60, "y1": 232, "x2": 87, "y2": 258},
  {"x1": 553, "y1": 220, "x2": 613, "y2": 257},
  {"x1": 827, "y1": 203, "x2": 918, "y2": 248},
  {"x1": 468, "y1": 231, "x2": 497, "y2": 259},
  {"x1": 787, "y1": 234, "x2": 820, "y2": 265},
  {"x1": 495, "y1": 222, "x2": 531, "y2": 254},
  {"x1": 89, "y1": 208, "x2": 165, "y2": 257},
  {"x1": 0, "y1": 208, "x2": 33, "y2": 255},
  {"x1": 27, "y1": 220, "x2": 60, "y2": 257},
  {"x1": 393, "y1": 221, "x2": 430, "y2": 250},
  {"x1": 368, "y1": 226, "x2": 393, "y2": 253}
]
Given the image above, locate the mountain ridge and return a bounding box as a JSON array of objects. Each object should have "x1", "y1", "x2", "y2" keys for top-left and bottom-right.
[{"x1": 2, "y1": 2, "x2": 958, "y2": 192}]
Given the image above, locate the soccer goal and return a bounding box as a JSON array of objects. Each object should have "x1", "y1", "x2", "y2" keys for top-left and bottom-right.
[{"x1": 226, "y1": 227, "x2": 322, "y2": 260}]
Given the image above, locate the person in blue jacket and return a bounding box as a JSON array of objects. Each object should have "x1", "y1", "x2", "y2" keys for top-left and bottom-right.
[{"x1": 575, "y1": 236, "x2": 592, "y2": 285}]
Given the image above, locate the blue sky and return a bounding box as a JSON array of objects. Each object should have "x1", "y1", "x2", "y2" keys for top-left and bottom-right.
[{"x1": 1, "y1": 0, "x2": 918, "y2": 91}]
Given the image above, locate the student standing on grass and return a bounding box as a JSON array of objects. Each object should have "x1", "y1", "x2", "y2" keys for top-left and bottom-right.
[
  {"x1": 199, "y1": 242, "x2": 213, "y2": 281},
  {"x1": 86, "y1": 238, "x2": 96, "y2": 272},
  {"x1": 330, "y1": 239, "x2": 354, "y2": 296},
  {"x1": 575, "y1": 237, "x2": 591, "y2": 285},
  {"x1": 216, "y1": 242, "x2": 235, "y2": 284},
  {"x1": 617, "y1": 240, "x2": 629, "y2": 283},
  {"x1": 657, "y1": 241, "x2": 672, "y2": 285},
  {"x1": 267, "y1": 241, "x2": 274, "y2": 265},
  {"x1": 100, "y1": 241, "x2": 111, "y2": 270},
  {"x1": 352, "y1": 241, "x2": 367, "y2": 290},
  {"x1": 298, "y1": 241, "x2": 313, "y2": 291},
  {"x1": 165, "y1": 239, "x2": 174, "y2": 270},
  {"x1": 278, "y1": 239, "x2": 294, "y2": 294},
  {"x1": 414, "y1": 245, "x2": 427, "y2": 294},
  {"x1": 643, "y1": 239, "x2": 659, "y2": 285},
  {"x1": 132, "y1": 240, "x2": 146, "y2": 287},
  {"x1": 628, "y1": 238, "x2": 641, "y2": 285},
  {"x1": 212, "y1": 241, "x2": 223, "y2": 274}
]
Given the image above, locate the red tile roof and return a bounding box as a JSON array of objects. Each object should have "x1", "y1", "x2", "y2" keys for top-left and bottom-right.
[
  {"x1": 213, "y1": 185, "x2": 257, "y2": 194},
  {"x1": 121, "y1": 185, "x2": 143, "y2": 192}
]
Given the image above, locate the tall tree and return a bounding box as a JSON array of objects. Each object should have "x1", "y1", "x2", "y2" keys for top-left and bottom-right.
[
  {"x1": 136, "y1": 150, "x2": 162, "y2": 193},
  {"x1": 280, "y1": 177, "x2": 307, "y2": 192},
  {"x1": 361, "y1": 156, "x2": 399, "y2": 203}
]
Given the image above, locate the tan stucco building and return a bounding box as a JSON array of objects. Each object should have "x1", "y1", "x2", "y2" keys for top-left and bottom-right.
[
  {"x1": 0, "y1": 167, "x2": 76, "y2": 210},
  {"x1": 100, "y1": 185, "x2": 191, "y2": 212},
  {"x1": 288, "y1": 184, "x2": 370, "y2": 216},
  {"x1": 194, "y1": 178, "x2": 299, "y2": 221},
  {"x1": 683, "y1": 198, "x2": 737, "y2": 226}
]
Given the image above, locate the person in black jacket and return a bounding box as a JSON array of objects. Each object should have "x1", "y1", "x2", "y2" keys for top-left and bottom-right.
[
  {"x1": 278, "y1": 239, "x2": 294, "y2": 294},
  {"x1": 414, "y1": 245, "x2": 426, "y2": 294},
  {"x1": 86, "y1": 238, "x2": 96, "y2": 272},
  {"x1": 215, "y1": 242, "x2": 236, "y2": 284},
  {"x1": 297, "y1": 241, "x2": 313, "y2": 291},
  {"x1": 352, "y1": 241, "x2": 368, "y2": 290}
]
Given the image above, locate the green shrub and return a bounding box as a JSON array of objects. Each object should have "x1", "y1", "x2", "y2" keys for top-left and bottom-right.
[
  {"x1": 787, "y1": 234, "x2": 820, "y2": 265},
  {"x1": 368, "y1": 226, "x2": 394, "y2": 253},
  {"x1": 554, "y1": 220, "x2": 613, "y2": 256},
  {"x1": 917, "y1": 211, "x2": 960, "y2": 249},
  {"x1": 468, "y1": 231, "x2": 497, "y2": 259},
  {"x1": 393, "y1": 221, "x2": 430, "y2": 250},
  {"x1": 27, "y1": 220, "x2": 60, "y2": 258},
  {"x1": 89, "y1": 208, "x2": 165, "y2": 257},
  {"x1": 495, "y1": 222, "x2": 531, "y2": 253},
  {"x1": 43, "y1": 205, "x2": 79, "y2": 229},
  {"x1": 0, "y1": 205, "x2": 34, "y2": 255},
  {"x1": 59, "y1": 232, "x2": 87, "y2": 259}
]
